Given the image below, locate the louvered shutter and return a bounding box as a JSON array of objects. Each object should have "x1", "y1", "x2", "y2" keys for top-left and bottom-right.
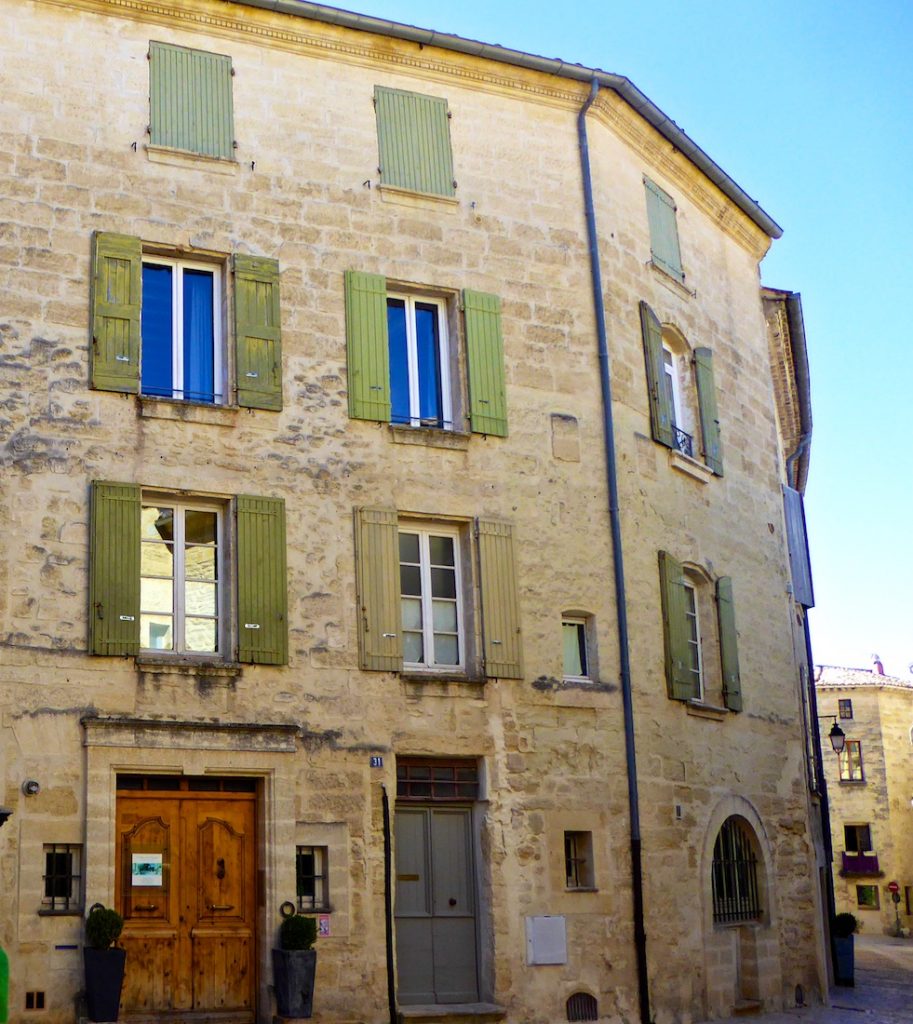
[
  {"x1": 234, "y1": 254, "x2": 282, "y2": 411},
  {"x1": 658, "y1": 551, "x2": 697, "y2": 700},
  {"x1": 694, "y1": 347, "x2": 723, "y2": 475},
  {"x1": 464, "y1": 290, "x2": 508, "y2": 437},
  {"x1": 644, "y1": 178, "x2": 684, "y2": 282},
  {"x1": 477, "y1": 519, "x2": 522, "y2": 679},
  {"x1": 783, "y1": 486, "x2": 815, "y2": 607},
  {"x1": 639, "y1": 300, "x2": 673, "y2": 447},
  {"x1": 90, "y1": 232, "x2": 142, "y2": 394},
  {"x1": 374, "y1": 86, "x2": 455, "y2": 197},
  {"x1": 717, "y1": 576, "x2": 742, "y2": 711},
  {"x1": 354, "y1": 507, "x2": 402, "y2": 671},
  {"x1": 345, "y1": 271, "x2": 391, "y2": 422},
  {"x1": 149, "y1": 41, "x2": 234, "y2": 160},
  {"x1": 237, "y1": 496, "x2": 288, "y2": 665},
  {"x1": 89, "y1": 482, "x2": 141, "y2": 656}
]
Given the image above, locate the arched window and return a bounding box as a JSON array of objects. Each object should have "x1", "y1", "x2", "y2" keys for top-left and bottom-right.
[
  {"x1": 712, "y1": 816, "x2": 762, "y2": 923},
  {"x1": 566, "y1": 992, "x2": 598, "y2": 1022}
]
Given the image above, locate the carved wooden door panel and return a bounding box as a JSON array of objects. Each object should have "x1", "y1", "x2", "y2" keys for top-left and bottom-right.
[{"x1": 116, "y1": 787, "x2": 257, "y2": 1021}]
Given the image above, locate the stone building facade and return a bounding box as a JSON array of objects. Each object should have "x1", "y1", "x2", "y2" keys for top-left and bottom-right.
[
  {"x1": 1, "y1": 1, "x2": 827, "y2": 1022},
  {"x1": 816, "y1": 664, "x2": 913, "y2": 936}
]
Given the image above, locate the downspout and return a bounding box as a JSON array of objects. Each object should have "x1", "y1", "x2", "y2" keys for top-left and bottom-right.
[
  {"x1": 577, "y1": 79, "x2": 651, "y2": 1024},
  {"x1": 381, "y1": 784, "x2": 397, "y2": 1024}
]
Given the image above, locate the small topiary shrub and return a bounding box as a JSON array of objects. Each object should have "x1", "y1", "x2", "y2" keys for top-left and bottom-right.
[
  {"x1": 279, "y1": 914, "x2": 317, "y2": 951},
  {"x1": 85, "y1": 905, "x2": 124, "y2": 950},
  {"x1": 833, "y1": 912, "x2": 858, "y2": 939}
]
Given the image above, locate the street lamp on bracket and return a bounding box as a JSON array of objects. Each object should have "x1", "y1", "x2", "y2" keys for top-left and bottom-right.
[{"x1": 817, "y1": 715, "x2": 846, "y2": 755}]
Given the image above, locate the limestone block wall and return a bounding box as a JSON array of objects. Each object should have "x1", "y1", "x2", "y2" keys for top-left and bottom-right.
[{"x1": 0, "y1": 0, "x2": 825, "y2": 1021}]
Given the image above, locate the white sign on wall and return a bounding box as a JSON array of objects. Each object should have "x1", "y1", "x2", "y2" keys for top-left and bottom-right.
[{"x1": 525, "y1": 915, "x2": 567, "y2": 965}]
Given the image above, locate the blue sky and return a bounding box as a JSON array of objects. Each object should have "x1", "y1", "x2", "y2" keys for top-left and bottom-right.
[{"x1": 341, "y1": 0, "x2": 913, "y2": 677}]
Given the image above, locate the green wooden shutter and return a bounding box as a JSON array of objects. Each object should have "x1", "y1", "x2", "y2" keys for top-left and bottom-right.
[
  {"x1": 354, "y1": 507, "x2": 402, "y2": 671},
  {"x1": 149, "y1": 41, "x2": 234, "y2": 160},
  {"x1": 639, "y1": 300, "x2": 673, "y2": 447},
  {"x1": 236, "y1": 496, "x2": 288, "y2": 665},
  {"x1": 90, "y1": 232, "x2": 142, "y2": 394},
  {"x1": 477, "y1": 519, "x2": 522, "y2": 679},
  {"x1": 234, "y1": 254, "x2": 282, "y2": 411},
  {"x1": 717, "y1": 576, "x2": 742, "y2": 712},
  {"x1": 374, "y1": 86, "x2": 455, "y2": 197},
  {"x1": 658, "y1": 550, "x2": 697, "y2": 700},
  {"x1": 694, "y1": 347, "x2": 723, "y2": 475},
  {"x1": 89, "y1": 481, "x2": 140, "y2": 656},
  {"x1": 345, "y1": 271, "x2": 391, "y2": 422},
  {"x1": 464, "y1": 290, "x2": 508, "y2": 437},
  {"x1": 644, "y1": 177, "x2": 684, "y2": 282}
]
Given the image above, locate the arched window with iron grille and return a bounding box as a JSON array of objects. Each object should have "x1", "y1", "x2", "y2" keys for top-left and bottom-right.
[
  {"x1": 566, "y1": 992, "x2": 598, "y2": 1022},
  {"x1": 711, "y1": 815, "x2": 762, "y2": 924}
]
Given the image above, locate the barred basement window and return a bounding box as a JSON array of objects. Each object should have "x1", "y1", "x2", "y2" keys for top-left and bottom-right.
[
  {"x1": 41, "y1": 844, "x2": 82, "y2": 912},
  {"x1": 296, "y1": 846, "x2": 329, "y2": 912},
  {"x1": 566, "y1": 992, "x2": 598, "y2": 1022},
  {"x1": 711, "y1": 817, "x2": 762, "y2": 924},
  {"x1": 397, "y1": 758, "x2": 479, "y2": 801}
]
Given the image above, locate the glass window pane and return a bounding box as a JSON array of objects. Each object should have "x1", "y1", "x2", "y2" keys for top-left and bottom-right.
[
  {"x1": 399, "y1": 532, "x2": 420, "y2": 563},
  {"x1": 428, "y1": 535, "x2": 454, "y2": 566},
  {"x1": 388, "y1": 299, "x2": 410, "y2": 424},
  {"x1": 142, "y1": 505, "x2": 175, "y2": 542},
  {"x1": 141, "y1": 264, "x2": 174, "y2": 398},
  {"x1": 563, "y1": 622, "x2": 584, "y2": 676},
  {"x1": 185, "y1": 617, "x2": 217, "y2": 653},
  {"x1": 400, "y1": 564, "x2": 422, "y2": 597},
  {"x1": 185, "y1": 545, "x2": 217, "y2": 581},
  {"x1": 430, "y1": 566, "x2": 456, "y2": 599},
  {"x1": 141, "y1": 542, "x2": 173, "y2": 577},
  {"x1": 403, "y1": 631, "x2": 424, "y2": 663},
  {"x1": 415, "y1": 303, "x2": 443, "y2": 425},
  {"x1": 185, "y1": 581, "x2": 217, "y2": 618},
  {"x1": 432, "y1": 599, "x2": 457, "y2": 632},
  {"x1": 141, "y1": 614, "x2": 173, "y2": 651},
  {"x1": 183, "y1": 269, "x2": 215, "y2": 403},
  {"x1": 402, "y1": 597, "x2": 423, "y2": 630},
  {"x1": 184, "y1": 510, "x2": 217, "y2": 545},
  {"x1": 141, "y1": 577, "x2": 173, "y2": 614},
  {"x1": 434, "y1": 633, "x2": 459, "y2": 665}
]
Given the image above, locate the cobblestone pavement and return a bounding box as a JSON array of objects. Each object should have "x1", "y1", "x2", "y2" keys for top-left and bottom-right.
[{"x1": 711, "y1": 935, "x2": 913, "y2": 1024}]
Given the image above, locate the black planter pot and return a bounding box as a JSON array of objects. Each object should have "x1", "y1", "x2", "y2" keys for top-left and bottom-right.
[
  {"x1": 272, "y1": 948, "x2": 317, "y2": 1018},
  {"x1": 834, "y1": 934, "x2": 855, "y2": 987},
  {"x1": 84, "y1": 947, "x2": 127, "y2": 1022}
]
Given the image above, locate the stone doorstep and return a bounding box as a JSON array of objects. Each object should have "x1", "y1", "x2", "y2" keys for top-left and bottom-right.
[
  {"x1": 398, "y1": 1003, "x2": 506, "y2": 1024},
  {"x1": 731, "y1": 999, "x2": 763, "y2": 1016}
]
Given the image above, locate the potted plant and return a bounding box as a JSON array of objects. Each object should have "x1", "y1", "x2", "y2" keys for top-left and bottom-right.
[
  {"x1": 273, "y1": 913, "x2": 317, "y2": 1018},
  {"x1": 832, "y1": 911, "x2": 858, "y2": 987},
  {"x1": 84, "y1": 904, "x2": 126, "y2": 1021}
]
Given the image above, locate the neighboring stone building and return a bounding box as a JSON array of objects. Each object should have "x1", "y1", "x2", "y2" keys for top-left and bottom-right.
[
  {"x1": 816, "y1": 663, "x2": 913, "y2": 936},
  {"x1": 0, "y1": 1, "x2": 827, "y2": 1022}
]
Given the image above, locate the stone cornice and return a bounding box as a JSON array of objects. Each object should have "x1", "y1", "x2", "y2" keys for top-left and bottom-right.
[{"x1": 36, "y1": 0, "x2": 770, "y2": 258}]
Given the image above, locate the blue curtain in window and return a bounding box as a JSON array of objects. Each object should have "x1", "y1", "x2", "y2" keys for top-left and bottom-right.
[
  {"x1": 387, "y1": 299, "x2": 410, "y2": 424},
  {"x1": 415, "y1": 303, "x2": 443, "y2": 426},
  {"x1": 183, "y1": 270, "x2": 215, "y2": 403},
  {"x1": 141, "y1": 264, "x2": 173, "y2": 397}
]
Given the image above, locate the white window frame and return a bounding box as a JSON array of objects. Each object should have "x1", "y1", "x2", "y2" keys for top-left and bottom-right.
[
  {"x1": 399, "y1": 524, "x2": 464, "y2": 671},
  {"x1": 662, "y1": 344, "x2": 683, "y2": 429},
  {"x1": 141, "y1": 255, "x2": 224, "y2": 404},
  {"x1": 140, "y1": 496, "x2": 227, "y2": 658},
  {"x1": 562, "y1": 617, "x2": 590, "y2": 681},
  {"x1": 683, "y1": 581, "x2": 703, "y2": 699},
  {"x1": 387, "y1": 292, "x2": 452, "y2": 429}
]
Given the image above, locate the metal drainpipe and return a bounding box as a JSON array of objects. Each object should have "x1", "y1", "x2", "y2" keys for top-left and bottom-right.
[{"x1": 577, "y1": 79, "x2": 651, "y2": 1024}]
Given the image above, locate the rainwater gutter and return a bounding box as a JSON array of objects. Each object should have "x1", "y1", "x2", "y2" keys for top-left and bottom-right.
[
  {"x1": 227, "y1": 0, "x2": 781, "y2": 240},
  {"x1": 578, "y1": 79, "x2": 651, "y2": 1024},
  {"x1": 783, "y1": 292, "x2": 812, "y2": 491}
]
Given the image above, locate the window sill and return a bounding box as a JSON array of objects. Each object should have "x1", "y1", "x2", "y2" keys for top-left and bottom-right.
[
  {"x1": 685, "y1": 700, "x2": 728, "y2": 721},
  {"x1": 145, "y1": 145, "x2": 239, "y2": 175},
  {"x1": 399, "y1": 672, "x2": 486, "y2": 697},
  {"x1": 389, "y1": 424, "x2": 471, "y2": 450},
  {"x1": 138, "y1": 396, "x2": 238, "y2": 427},
  {"x1": 669, "y1": 450, "x2": 714, "y2": 483},
  {"x1": 838, "y1": 779, "x2": 867, "y2": 786},
  {"x1": 38, "y1": 907, "x2": 83, "y2": 917},
  {"x1": 648, "y1": 259, "x2": 694, "y2": 299},
  {"x1": 135, "y1": 656, "x2": 242, "y2": 679},
  {"x1": 565, "y1": 886, "x2": 599, "y2": 894},
  {"x1": 377, "y1": 184, "x2": 459, "y2": 211}
]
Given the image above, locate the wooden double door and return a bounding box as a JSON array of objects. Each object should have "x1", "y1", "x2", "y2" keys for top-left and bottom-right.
[{"x1": 115, "y1": 781, "x2": 257, "y2": 1021}]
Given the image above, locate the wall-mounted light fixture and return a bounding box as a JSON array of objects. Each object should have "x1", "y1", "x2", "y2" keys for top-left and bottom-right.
[
  {"x1": 817, "y1": 715, "x2": 846, "y2": 754},
  {"x1": 0, "y1": 807, "x2": 11, "y2": 827},
  {"x1": 21, "y1": 780, "x2": 41, "y2": 796}
]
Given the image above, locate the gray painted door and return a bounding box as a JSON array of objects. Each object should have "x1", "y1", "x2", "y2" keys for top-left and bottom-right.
[{"x1": 395, "y1": 807, "x2": 479, "y2": 1004}]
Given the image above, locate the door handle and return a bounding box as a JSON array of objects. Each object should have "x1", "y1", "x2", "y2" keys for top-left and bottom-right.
[
  {"x1": 134, "y1": 903, "x2": 158, "y2": 912},
  {"x1": 208, "y1": 903, "x2": 235, "y2": 912}
]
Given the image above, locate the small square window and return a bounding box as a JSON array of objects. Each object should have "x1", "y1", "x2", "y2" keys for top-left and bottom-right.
[
  {"x1": 844, "y1": 824, "x2": 872, "y2": 853},
  {"x1": 839, "y1": 699, "x2": 853, "y2": 720},
  {"x1": 564, "y1": 831, "x2": 594, "y2": 890},
  {"x1": 839, "y1": 740, "x2": 864, "y2": 782},
  {"x1": 296, "y1": 846, "x2": 329, "y2": 912},
  {"x1": 856, "y1": 884, "x2": 879, "y2": 910},
  {"x1": 562, "y1": 619, "x2": 590, "y2": 680},
  {"x1": 42, "y1": 844, "x2": 82, "y2": 912}
]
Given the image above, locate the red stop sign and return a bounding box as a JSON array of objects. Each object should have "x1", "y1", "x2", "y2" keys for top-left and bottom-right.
[{"x1": 888, "y1": 880, "x2": 900, "y2": 894}]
